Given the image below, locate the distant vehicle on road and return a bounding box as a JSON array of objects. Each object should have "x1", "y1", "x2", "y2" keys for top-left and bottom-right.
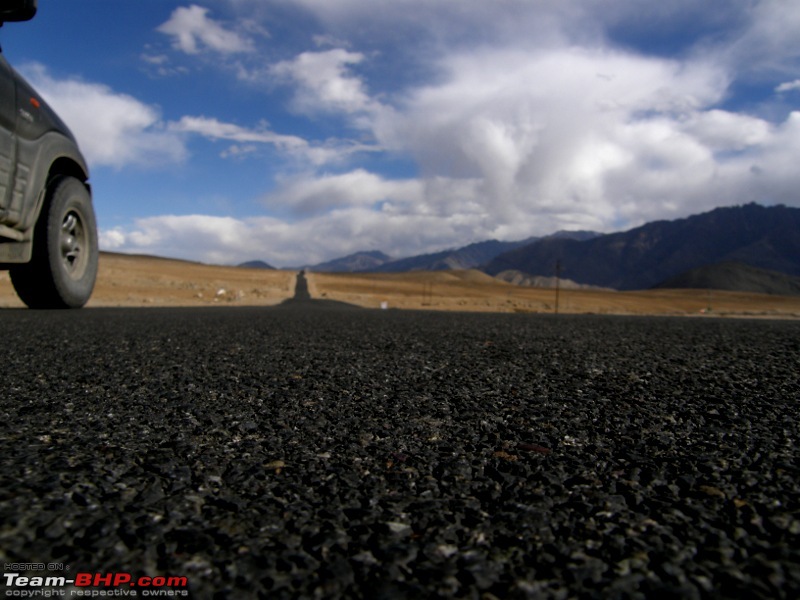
[{"x1": 0, "y1": 0, "x2": 97, "y2": 308}]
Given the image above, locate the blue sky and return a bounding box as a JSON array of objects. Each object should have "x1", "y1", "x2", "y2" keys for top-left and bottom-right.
[{"x1": 3, "y1": 0, "x2": 799, "y2": 267}]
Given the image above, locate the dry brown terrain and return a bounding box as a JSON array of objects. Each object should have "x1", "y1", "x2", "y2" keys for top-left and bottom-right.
[
  {"x1": 0, "y1": 253, "x2": 297, "y2": 308},
  {"x1": 1, "y1": 253, "x2": 799, "y2": 318},
  {"x1": 309, "y1": 270, "x2": 800, "y2": 318}
]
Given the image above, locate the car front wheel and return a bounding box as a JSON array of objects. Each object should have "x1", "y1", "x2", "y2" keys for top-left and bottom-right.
[{"x1": 10, "y1": 176, "x2": 98, "y2": 309}]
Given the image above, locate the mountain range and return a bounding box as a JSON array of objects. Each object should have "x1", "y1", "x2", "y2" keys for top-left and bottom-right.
[
  {"x1": 484, "y1": 203, "x2": 800, "y2": 291},
  {"x1": 371, "y1": 238, "x2": 535, "y2": 272},
  {"x1": 238, "y1": 259, "x2": 276, "y2": 270},
  {"x1": 281, "y1": 232, "x2": 597, "y2": 273},
  {"x1": 241, "y1": 203, "x2": 800, "y2": 295},
  {"x1": 295, "y1": 250, "x2": 392, "y2": 273}
]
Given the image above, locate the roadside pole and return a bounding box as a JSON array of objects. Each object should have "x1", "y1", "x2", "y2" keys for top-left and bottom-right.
[{"x1": 554, "y1": 260, "x2": 561, "y2": 315}]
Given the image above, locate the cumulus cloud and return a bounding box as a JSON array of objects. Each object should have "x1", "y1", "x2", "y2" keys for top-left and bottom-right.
[
  {"x1": 107, "y1": 215, "x2": 266, "y2": 266},
  {"x1": 157, "y1": 4, "x2": 254, "y2": 55},
  {"x1": 681, "y1": 110, "x2": 772, "y2": 151},
  {"x1": 270, "y1": 49, "x2": 376, "y2": 115},
  {"x1": 266, "y1": 169, "x2": 421, "y2": 216},
  {"x1": 372, "y1": 46, "x2": 738, "y2": 228},
  {"x1": 21, "y1": 64, "x2": 187, "y2": 169},
  {"x1": 254, "y1": 6, "x2": 796, "y2": 235}
]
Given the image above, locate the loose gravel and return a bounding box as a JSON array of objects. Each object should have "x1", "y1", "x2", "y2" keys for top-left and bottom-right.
[{"x1": 1, "y1": 301, "x2": 799, "y2": 599}]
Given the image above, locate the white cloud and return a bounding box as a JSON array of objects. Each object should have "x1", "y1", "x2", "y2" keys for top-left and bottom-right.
[
  {"x1": 167, "y1": 115, "x2": 377, "y2": 165},
  {"x1": 157, "y1": 4, "x2": 254, "y2": 55},
  {"x1": 141, "y1": 53, "x2": 169, "y2": 66},
  {"x1": 266, "y1": 169, "x2": 422, "y2": 216},
  {"x1": 270, "y1": 49, "x2": 376, "y2": 115},
  {"x1": 681, "y1": 110, "x2": 772, "y2": 151},
  {"x1": 373, "y1": 46, "x2": 734, "y2": 227},
  {"x1": 99, "y1": 227, "x2": 127, "y2": 250},
  {"x1": 220, "y1": 144, "x2": 258, "y2": 159},
  {"x1": 776, "y1": 79, "x2": 800, "y2": 93},
  {"x1": 111, "y1": 215, "x2": 265, "y2": 265},
  {"x1": 168, "y1": 115, "x2": 307, "y2": 150},
  {"x1": 21, "y1": 64, "x2": 187, "y2": 169}
]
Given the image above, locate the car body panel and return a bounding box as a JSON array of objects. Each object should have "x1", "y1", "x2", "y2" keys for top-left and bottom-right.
[{"x1": 0, "y1": 54, "x2": 89, "y2": 264}]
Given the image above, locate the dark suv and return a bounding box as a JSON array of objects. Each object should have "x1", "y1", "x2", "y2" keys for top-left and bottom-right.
[{"x1": 0, "y1": 0, "x2": 97, "y2": 308}]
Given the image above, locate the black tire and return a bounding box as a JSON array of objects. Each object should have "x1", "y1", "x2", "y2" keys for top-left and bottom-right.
[{"x1": 10, "y1": 176, "x2": 98, "y2": 309}]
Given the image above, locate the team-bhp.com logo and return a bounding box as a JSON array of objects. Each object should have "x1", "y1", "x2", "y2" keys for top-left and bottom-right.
[{"x1": 4, "y1": 567, "x2": 189, "y2": 597}]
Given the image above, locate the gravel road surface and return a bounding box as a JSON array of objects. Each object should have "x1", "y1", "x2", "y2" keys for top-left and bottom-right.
[{"x1": 1, "y1": 297, "x2": 799, "y2": 598}]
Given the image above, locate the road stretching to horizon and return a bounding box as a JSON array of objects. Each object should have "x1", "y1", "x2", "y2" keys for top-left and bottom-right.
[
  {"x1": 293, "y1": 270, "x2": 311, "y2": 301},
  {"x1": 1, "y1": 298, "x2": 798, "y2": 598}
]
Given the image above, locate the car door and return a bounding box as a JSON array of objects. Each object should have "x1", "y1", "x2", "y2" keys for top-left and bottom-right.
[{"x1": 0, "y1": 54, "x2": 17, "y2": 221}]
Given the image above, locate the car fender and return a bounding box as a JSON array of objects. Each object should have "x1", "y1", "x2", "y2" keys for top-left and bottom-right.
[{"x1": 13, "y1": 130, "x2": 90, "y2": 234}]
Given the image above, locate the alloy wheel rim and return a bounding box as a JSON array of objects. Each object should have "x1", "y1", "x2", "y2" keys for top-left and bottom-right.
[{"x1": 60, "y1": 210, "x2": 88, "y2": 278}]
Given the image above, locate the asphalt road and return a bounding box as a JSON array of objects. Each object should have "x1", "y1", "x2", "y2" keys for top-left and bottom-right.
[{"x1": 1, "y1": 297, "x2": 799, "y2": 599}]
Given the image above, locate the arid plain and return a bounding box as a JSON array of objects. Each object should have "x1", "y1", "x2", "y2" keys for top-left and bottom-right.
[{"x1": 1, "y1": 252, "x2": 799, "y2": 318}]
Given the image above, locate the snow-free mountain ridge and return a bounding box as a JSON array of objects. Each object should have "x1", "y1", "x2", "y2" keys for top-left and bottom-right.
[{"x1": 242, "y1": 204, "x2": 799, "y2": 294}]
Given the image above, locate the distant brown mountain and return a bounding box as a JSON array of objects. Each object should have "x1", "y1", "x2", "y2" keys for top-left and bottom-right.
[
  {"x1": 238, "y1": 260, "x2": 275, "y2": 270},
  {"x1": 484, "y1": 204, "x2": 800, "y2": 291},
  {"x1": 302, "y1": 251, "x2": 392, "y2": 272},
  {"x1": 369, "y1": 232, "x2": 598, "y2": 273},
  {"x1": 494, "y1": 269, "x2": 612, "y2": 290},
  {"x1": 371, "y1": 238, "x2": 537, "y2": 272},
  {"x1": 655, "y1": 262, "x2": 800, "y2": 296}
]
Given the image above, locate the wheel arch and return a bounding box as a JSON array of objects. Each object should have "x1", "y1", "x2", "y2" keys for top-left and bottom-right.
[
  {"x1": 33, "y1": 151, "x2": 92, "y2": 231},
  {"x1": 48, "y1": 155, "x2": 89, "y2": 186},
  {"x1": 18, "y1": 132, "x2": 91, "y2": 234}
]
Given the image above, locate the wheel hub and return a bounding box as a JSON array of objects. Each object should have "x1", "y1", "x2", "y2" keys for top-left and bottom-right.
[{"x1": 60, "y1": 211, "x2": 86, "y2": 275}]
